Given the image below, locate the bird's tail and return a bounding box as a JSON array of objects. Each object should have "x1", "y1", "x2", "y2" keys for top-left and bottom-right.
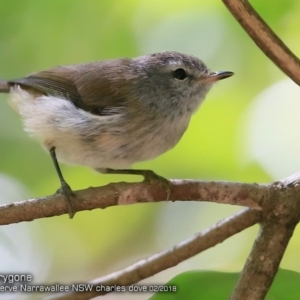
[{"x1": 0, "y1": 80, "x2": 10, "y2": 93}]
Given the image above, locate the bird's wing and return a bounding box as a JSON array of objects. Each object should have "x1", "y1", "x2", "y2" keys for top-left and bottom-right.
[{"x1": 9, "y1": 59, "x2": 134, "y2": 115}]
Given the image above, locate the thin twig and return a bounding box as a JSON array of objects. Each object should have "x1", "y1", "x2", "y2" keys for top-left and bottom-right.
[
  {"x1": 0, "y1": 179, "x2": 266, "y2": 225},
  {"x1": 45, "y1": 208, "x2": 261, "y2": 300},
  {"x1": 222, "y1": 0, "x2": 300, "y2": 86}
]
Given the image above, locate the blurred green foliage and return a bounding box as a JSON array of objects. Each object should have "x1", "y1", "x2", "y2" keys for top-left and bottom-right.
[{"x1": 0, "y1": 0, "x2": 300, "y2": 299}]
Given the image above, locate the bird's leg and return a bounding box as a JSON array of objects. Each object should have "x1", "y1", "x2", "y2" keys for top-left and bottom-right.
[
  {"x1": 102, "y1": 168, "x2": 172, "y2": 199},
  {"x1": 49, "y1": 147, "x2": 76, "y2": 218}
]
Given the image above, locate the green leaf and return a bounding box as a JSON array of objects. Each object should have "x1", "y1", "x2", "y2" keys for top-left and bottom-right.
[{"x1": 149, "y1": 269, "x2": 300, "y2": 300}]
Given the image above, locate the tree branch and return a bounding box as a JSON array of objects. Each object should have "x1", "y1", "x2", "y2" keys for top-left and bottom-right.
[
  {"x1": 230, "y1": 220, "x2": 296, "y2": 300},
  {"x1": 0, "y1": 179, "x2": 266, "y2": 225},
  {"x1": 230, "y1": 180, "x2": 300, "y2": 299},
  {"x1": 220, "y1": 1, "x2": 300, "y2": 296},
  {"x1": 46, "y1": 208, "x2": 261, "y2": 300},
  {"x1": 222, "y1": 0, "x2": 300, "y2": 86}
]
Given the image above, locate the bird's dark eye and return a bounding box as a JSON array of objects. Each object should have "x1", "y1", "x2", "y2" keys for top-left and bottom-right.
[{"x1": 173, "y1": 68, "x2": 187, "y2": 80}]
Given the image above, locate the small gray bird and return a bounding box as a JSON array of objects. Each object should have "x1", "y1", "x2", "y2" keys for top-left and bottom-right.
[{"x1": 0, "y1": 51, "x2": 233, "y2": 217}]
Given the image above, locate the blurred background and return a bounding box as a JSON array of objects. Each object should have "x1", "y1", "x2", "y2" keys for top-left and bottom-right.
[{"x1": 0, "y1": 0, "x2": 300, "y2": 299}]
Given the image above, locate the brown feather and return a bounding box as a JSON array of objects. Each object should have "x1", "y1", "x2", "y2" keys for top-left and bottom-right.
[{"x1": 8, "y1": 58, "x2": 136, "y2": 115}]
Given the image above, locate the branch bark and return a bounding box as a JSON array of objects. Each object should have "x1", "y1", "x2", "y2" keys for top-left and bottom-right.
[
  {"x1": 230, "y1": 180, "x2": 300, "y2": 300},
  {"x1": 0, "y1": 179, "x2": 266, "y2": 225},
  {"x1": 230, "y1": 221, "x2": 296, "y2": 300}
]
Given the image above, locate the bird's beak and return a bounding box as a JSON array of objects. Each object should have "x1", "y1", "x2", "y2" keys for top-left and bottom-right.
[
  {"x1": 196, "y1": 70, "x2": 234, "y2": 84},
  {"x1": 208, "y1": 71, "x2": 234, "y2": 82}
]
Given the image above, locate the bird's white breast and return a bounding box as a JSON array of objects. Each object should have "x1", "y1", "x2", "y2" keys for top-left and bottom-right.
[{"x1": 10, "y1": 87, "x2": 192, "y2": 169}]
